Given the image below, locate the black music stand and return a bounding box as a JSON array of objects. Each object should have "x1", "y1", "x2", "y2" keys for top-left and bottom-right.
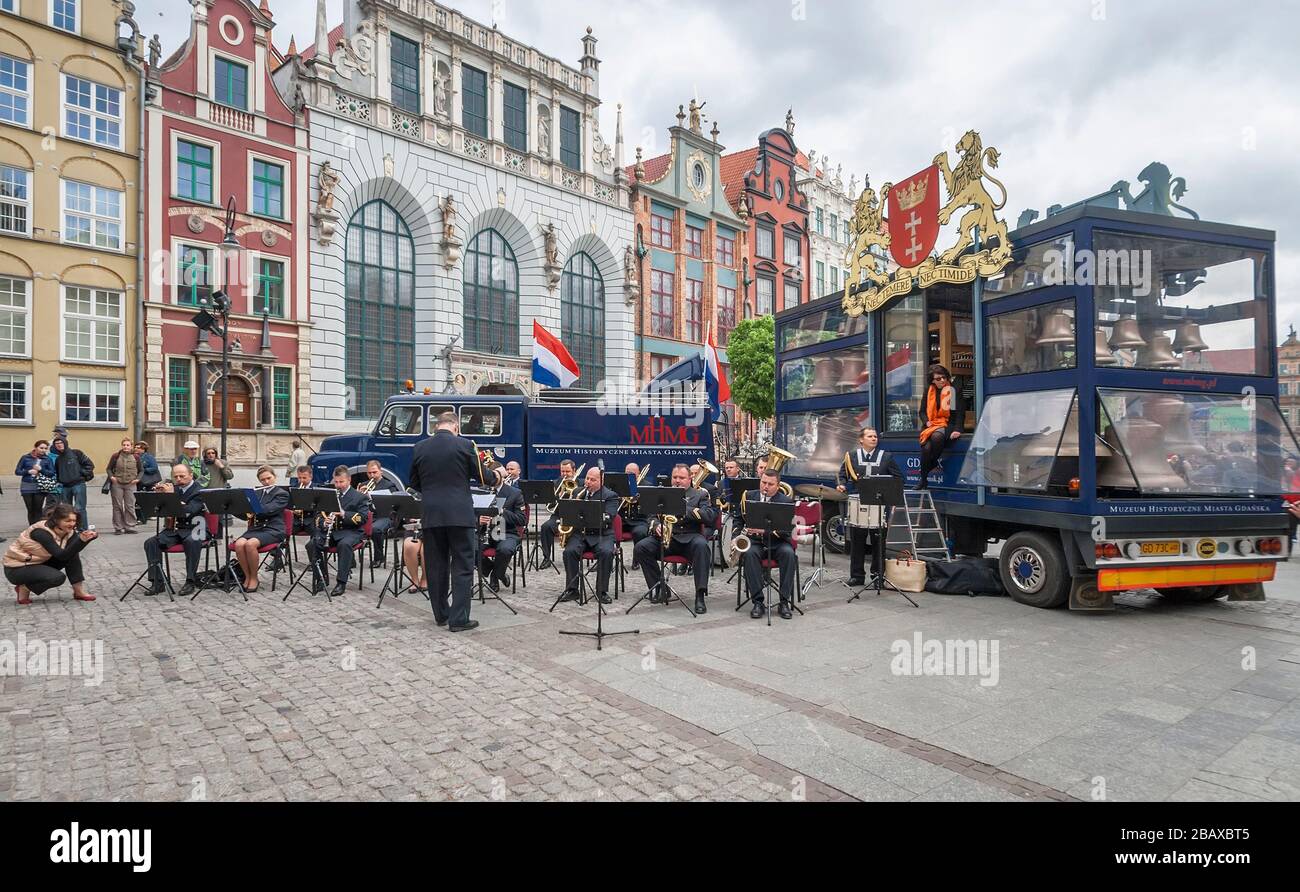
[
  {"x1": 194, "y1": 489, "x2": 253, "y2": 600},
  {"x1": 605, "y1": 473, "x2": 631, "y2": 499},
  {"x1": 741, "y1": 500, "x2": 800, "y2": 626},
  {"x1": 474, "y1": 493, "x2": 518, "y2": 615},
  {"x1": 372, "y1": 492, "x2": 422, "y2": 609},
  {"x1": 283, "y1": 488, "x2": 342, "y2": 603},
  {"x1": 623, "y1": 487, "x2": 695, "y2": 617},
  {"x1": 552, "y1": 498, "x2": 638, "y2": 651},
  {"x1": 519, "y1": 480, "x2": 558, "y2": 574},
  {"x1": 723, "y1": 478, "x2": 761, "y2": 582},
  {"x1": 122, "y1": 491, "x2": 185, "y2": 602},
  {"x1": 847, "y1": 475, "x2": 916, "y2": 608}
]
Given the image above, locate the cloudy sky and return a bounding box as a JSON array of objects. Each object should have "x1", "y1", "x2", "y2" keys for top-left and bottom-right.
[{"x1": 137, "y1": 0, "x2": 1300, "y2": 336}]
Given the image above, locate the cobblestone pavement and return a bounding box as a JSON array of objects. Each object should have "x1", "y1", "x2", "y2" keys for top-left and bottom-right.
[{"x1": 2, "y1": 491, "x2": 1299, "y2": 802}]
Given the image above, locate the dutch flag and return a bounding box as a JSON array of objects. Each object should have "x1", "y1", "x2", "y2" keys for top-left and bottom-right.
[
  {"x1": 885, "y1": 343, "x2": 912, "y2": 400},
  {"x1": 704, "y1": 328, "x2": 730, "y2": 422},
  {"x1": 531, "y1": 320, "x2": 581, "y2": 389}
]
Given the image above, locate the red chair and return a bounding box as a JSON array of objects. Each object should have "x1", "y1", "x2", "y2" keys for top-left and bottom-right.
[
  {"x1": 161, "y1": 512, "x2": 221, "y2": 601},
  {"x1": 319, "y1": 512, "x2": 375, "y2": 594},
  {"x1": 226, "y1": 509, "x2": 294, "y2": 593},
  {"x1": 735, "y1": 537, "x2": 803, "y2": 617}
]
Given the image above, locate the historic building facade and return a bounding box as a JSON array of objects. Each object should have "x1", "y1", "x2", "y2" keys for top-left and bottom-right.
[
  {"x1": 0, "y1": 0, "x2": 143, "y2": 459},
  {"x1": 796, "y1": 151, "x2": 858, "y2": 301},
  {"x1": 627, "y1": 102, "x2": 746, "y2": 389},
  {"x1": 1281, "y1": 326, "x2": 1300, "y2": 431},
  {"x1": 279, "y1": 0, "x2": 635, "y2": 430},
  {"x1": 143, "y1": 0, "x2": 310, "y2": 465}
]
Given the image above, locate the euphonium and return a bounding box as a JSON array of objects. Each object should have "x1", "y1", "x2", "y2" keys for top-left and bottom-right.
[
  {"x1": 692, "y1": 460, "x2": 718, "y2": 490},
  {"x1": 728, "y1": 533, "x2": 751, "y2": 566},
  {"x1": 765, "y1": 446, "x2": 797, "y2": 498}
]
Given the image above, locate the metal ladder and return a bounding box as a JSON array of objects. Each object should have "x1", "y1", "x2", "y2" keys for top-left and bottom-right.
[{"x1": 887, "y1": 491, "x2": 952, "y2": 562}]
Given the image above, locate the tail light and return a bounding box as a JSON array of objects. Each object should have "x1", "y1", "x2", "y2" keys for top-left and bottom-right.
[
  {"x1": 1096, "y1": 543, "x2": 1121, "y2": 560},
  {"x1": 1256, "y1": 538, "x2": 1283, "y2": 555},
  {"x1": 1069, "y1": 478, "x2": 1081, "y2": 494}
]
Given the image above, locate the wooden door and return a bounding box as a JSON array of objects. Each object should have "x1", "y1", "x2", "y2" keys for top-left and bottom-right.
[{"x1": 212, "y1": 377, "x2": 253, "y2": 430}]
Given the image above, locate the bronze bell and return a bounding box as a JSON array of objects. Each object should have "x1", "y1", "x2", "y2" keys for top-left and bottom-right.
[
  {"x1": 1108, "y1": 318, "x2": 1146, "y2": 350},
  {"x1": 1024, "y1": 420, "x2": 1114, "y2": 458},
  {"x1": 1035, "y1": 311, "x2": 1075, "y2": 346},
  {"x1": 1144, "y1": 395, "x2": 1207, "y2": 457},
  {"x1": 812, "y1": 357, "x2": 842, "y2": 393},
  {"x1": 813, "y1": 420, "x2": 849, "y2": 463},
  {"x1": 837, "y1": 357, "x2": 868, "y2": 391},
  {"x1": 1097, "y1": 418, "x2": 1189, "y2": 491},
  {"x1": 1172, "y1": 322, "x2": 1209, "y2": 354},
  {"x1": 1095, "y1": 330, "x2": 1118, "y2": 366},
  {"x1": 1137, "y1": 335, "x2": 1180, "y2": 368}
]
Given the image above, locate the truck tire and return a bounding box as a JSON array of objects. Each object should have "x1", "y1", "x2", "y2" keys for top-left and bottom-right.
[
  {"x1": 1156, "y1": 586, "x2": 1226, "y2": 603},
  {"x1": 1000, "y1": 531, "x2": 1070, "y2": 609},
  {"x1": 823, "y1": 514, "x2": 847, "y2": 554}
]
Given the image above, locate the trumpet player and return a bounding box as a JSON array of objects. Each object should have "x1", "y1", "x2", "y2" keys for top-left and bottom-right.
[
  {"x1": 306, "y1": 466, "x2": 369, "y2": 598},
  {"x1": 633, "y1": 464, "x2": 715, "y2": 614},
  {"x1": 740, "y1": 470, "x2": 797, "y2": 620},
  {"x1": 230, "y1": 466, "x2": 290, "y2": 594},
  {"x1": 360, "y1": 460, "x2": 399, "y2": 567},
  {"x1": 503, "y1": 461, "x2": 522, "y2": 489},
  {"x1": 559, "y1": 467, "x2": 620, "y2": 605},
  {"x1": 836, "y1": 427, "x2": 903, "y2": 588},
  {"x1": 480, "y1": 467, "x2": 527, "y2": 595},
  {"x1": 539, "y1": 458, "x2": 578, "y2": 568}
]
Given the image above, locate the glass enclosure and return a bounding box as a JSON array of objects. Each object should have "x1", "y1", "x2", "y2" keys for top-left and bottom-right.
[
  {"x1": 779, "y1": 304, "x2": 868, "y2": 351},
  {"x1": 779, "y1": 408, "x2": 872, "y2": 478},
  {"x1": 1093, "y1": 232, "x2": 1270, "y2": 375},
  {"x1": 982, "y1": 234, "x2": 1074, "y2": 300},
  {"x1": 882, "y1": 295, "x2": 926, "y2": 434},
  {"x1": 987, "y1": 299, "x2": 1077, "y2": 377},
  {"x1": 958, "y1": 389, "x2": 1078, "y2": 491},
  {"x1": 780, "y1": 345, "x2": 870, "y2": 401}
]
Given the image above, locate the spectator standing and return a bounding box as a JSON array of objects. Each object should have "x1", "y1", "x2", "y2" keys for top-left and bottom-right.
[
  {"x1": 203, "y1": 447, "x2": 234, "y2": 488},
  {"x1": 50, "y1": 436, "x2": 94, "y2": 531},
  {"x1": 16, "y1": 440, "x2": 57, "y2": 525},
  {"x1": 134, "y1": 441, "x2": 162, "y2": 524},
  {"x1": 176, "y1": 440, "x2": 208, "y2": 487},
  {"x1": 286, "y1": 440, "x2": 307, "y2": 482},
  {"x1": 107, "y1": 438, "x2": 141, "y2": 535}
]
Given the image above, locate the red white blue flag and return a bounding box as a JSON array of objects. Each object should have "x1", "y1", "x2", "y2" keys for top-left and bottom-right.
[
  {"x1": 704, "y1": 329, "x2": 730, "y2": 421},
  {"x1": 532, "y1": 320, "x2": 581, "y2": 389}
]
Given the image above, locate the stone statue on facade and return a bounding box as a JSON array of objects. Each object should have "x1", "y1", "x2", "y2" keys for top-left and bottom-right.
[
  {"x1": 688, "y1": 99, "x2": 706, "y2": 134},
  {"x1": 433, "y1": 67, "x2": 451, "y2": 119},
  {"x1": 441, "y1": 195, "x2": 462, "y2": 269},
  {"x1": 539, "y1": 111, "x2": 551, "y2": 157},
  {"x1": 543, "y1": 223, "x2": 561, "y2": 290},
  {"x1": 785, "y1": 108, "x2": 795, "y2": 136},
  {"x1": 317, "y1": 162, "x2": 340, "y2": 213}
]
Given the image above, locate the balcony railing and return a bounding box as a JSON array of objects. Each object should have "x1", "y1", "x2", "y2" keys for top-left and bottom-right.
[{"x1": 210, "y1": 103, "x2": 254, "y2": 133}]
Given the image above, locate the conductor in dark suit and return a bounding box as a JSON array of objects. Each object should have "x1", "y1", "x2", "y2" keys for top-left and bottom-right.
[
  {"x1": 560, "y1": 468, "x2": 620, "y2": 605},
  {"x1": 142, "y1": 463, "x2": 208, "y2": 597},
  {"x1": 634, "y1": 464, "x2": 716, "y2": 614},
  {"x1": 740, "y1": 470, "x2": 798, "y2": 619},
  {"x1": 409, "y1": 411, "x2": 490, "y2": 632},
  {"x1": 481, "y1": 468, "x2": 527, "y2": 594},
  {"x1": 836, "y1": 427, "x2": 904, "y2": 586}
]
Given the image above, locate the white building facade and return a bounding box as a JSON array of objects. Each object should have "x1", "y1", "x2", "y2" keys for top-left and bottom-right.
[
  {"x1": 280, "y1": 0, "x2": 635, "y2": 429},
  {"x1": 796, "y1": 153, "x2": 858, "y2": 301}
]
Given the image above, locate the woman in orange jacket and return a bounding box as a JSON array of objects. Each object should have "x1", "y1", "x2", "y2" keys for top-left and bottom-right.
[{"x1": 917, "y1": 364, "x2": 961, "y2": 490}]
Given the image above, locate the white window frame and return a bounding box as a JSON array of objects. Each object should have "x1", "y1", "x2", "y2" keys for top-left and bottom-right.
[
  {"x1": 171, "y1": 237, "x2": 220, "y2": 307},
  {"x1": 0, "y1": 52, "x2": 32, "y2": 128},
  {"x1": 170, "y1": 131, "x2": 220, "y2": 205},
  {"x1": 247, "y1": 152, "x2": 287, "y2": 221},
  {"x1": 0, "y1": 275, "x2": 31, "y2": 358},
  {"x1": 756, "y1": 224, "x2": 775, "y2": 260},
  {"x1": 60, "y1": 284, "x2": 124, "y2": 366},
  {"x1": 756, "y1": 276, "x2": 774, "y2": 316},
  {"x1": 59, "y1": 376, "x2": 124, "y2": 427},
  {"x1": 61, "y1": 178, "x2": 124, "y2": 251},
  {"x1": 0, "y1": 371, "x2": 32, "y2": 425},
  {"x1": 248, "y1": 250, "x2": 289, "y2": 318},
  {"x1": 0, "y1": 163, "x2": 31, "y2": 236},
  {"x1": 50, "y1": 0, "x2": 78, "y2": 33},
  {"x1": 60, "y1": 73, "x2": 123, "y2": 150},
  {"x1": 210, "y1": 50, "x2": 250, "y2": 112},
  {"x1": 0, "y1": 1, "x2": 19, "y2": 16}
]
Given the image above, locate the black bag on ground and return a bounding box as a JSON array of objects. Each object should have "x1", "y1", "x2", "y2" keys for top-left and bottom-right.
[{"x1": 925, "y1": 558, "x2": 1006, "y2": 597}]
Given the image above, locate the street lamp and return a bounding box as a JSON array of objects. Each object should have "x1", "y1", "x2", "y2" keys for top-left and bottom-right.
[{"x1": 190, "y1": 196, "x2": 240, "y2": 460}]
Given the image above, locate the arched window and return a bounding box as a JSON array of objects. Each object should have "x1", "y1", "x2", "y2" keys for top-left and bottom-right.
[
  {"x1": 345, "y1": 200, "x2": 415, "y2": 419},
  {"x1": 561, "y1": 252, "x2": 605, "y2": 389},
  {"x1": 463, "y1": 229, "x2": 518, "y2": 355}
]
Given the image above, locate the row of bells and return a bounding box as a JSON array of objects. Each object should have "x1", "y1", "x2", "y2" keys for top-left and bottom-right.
[
  {"x1": 1099, "y1": 318, "x2": 1209, "y2": 367},
  {"x1": 810, "y1": 355, "x2": 869, "y2": 392}
]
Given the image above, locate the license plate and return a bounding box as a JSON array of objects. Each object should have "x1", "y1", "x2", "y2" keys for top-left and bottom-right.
[{"x1": 1140, "y1": 541, "x2": 1181, "y2": 556}]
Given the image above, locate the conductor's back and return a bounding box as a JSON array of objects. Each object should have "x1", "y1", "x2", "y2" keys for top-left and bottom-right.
[{"x1": 409, "y1": 415, "x2": 489, "y2": 529}]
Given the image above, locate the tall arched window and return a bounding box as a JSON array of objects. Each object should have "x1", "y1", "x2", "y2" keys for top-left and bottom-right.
[
  {"x1": 345, "y1": 200, "x2": 415, "y2": 419},
  {"x1": 463, "y1": 229, "x2": 518, "y2": 355},
  {"x1": 561, "y1": 252, "x2": 605, "y2": 389}
]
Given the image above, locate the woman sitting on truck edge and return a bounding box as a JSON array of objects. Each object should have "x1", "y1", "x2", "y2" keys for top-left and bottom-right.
[{"x1": 917, "y1": 364, "x2": 961, "y2": 491}]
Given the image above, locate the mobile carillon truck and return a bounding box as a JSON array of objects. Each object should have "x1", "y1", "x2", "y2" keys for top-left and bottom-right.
[{"x1": 772, "y1": 142, "x2": 1294, "y2": 611}]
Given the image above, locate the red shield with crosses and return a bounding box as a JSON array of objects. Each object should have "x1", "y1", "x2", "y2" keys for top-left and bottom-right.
[{"x1": 887, "y1": 165, "x2": 941, "y2": 269}]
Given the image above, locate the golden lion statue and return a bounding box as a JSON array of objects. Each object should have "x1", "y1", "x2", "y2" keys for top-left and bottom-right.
[
  {"x1": 933, "y1": 130, "x2": 1010, "y2": 265},
  {"x1": 842, "y1": 177, "x2": 892, "y2": 305}
]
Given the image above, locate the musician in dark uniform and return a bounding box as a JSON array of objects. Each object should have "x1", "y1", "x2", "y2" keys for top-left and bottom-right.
[
  {"x1": 289, "y1": 465, "x2": 316, "y2": 535},
  {"x1": 538, "y1": 458, "x2": 578, "y2": 567},
  {"x1": 740, "y1": 470, "x2": 798, "y2": 619},
  {"x1": 359, "y1": 459, "x2": 399, "y2": 567},
  {"x1": 480, "y1": 467, "x2": 526, "y2": 594},
  {"x1": 503, "y1": 461, "x2": 522, "y2": 490},
  {"x1": 306, "y1": 465, "x2": 370, "y2": 598},
  {"x1": 230, "y1": 465, "x2": 291, "y2": 594},
  {"x1": 559, "y1": 467, "x2": 620, "y2": 605},
  {"x1": 141, "y1": 463, "x2": 208, "y2": 597},
  {"x1": 633, "y1": 464, "x2": 716, "y2": 614},
  {"x1": 836, "y1": 427, "x2": 904, "y2": 586},
  {"x1": 409, "y1": 411, "x2": 491, "y2": 632}
]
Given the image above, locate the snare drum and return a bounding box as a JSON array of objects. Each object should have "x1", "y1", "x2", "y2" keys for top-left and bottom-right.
[{"x1": 846, "y1": 495, "x2": 884, "y2": 529}]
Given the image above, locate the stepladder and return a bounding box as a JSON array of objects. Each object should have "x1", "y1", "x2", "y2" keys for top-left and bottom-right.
[{"x1": 886, "y1": 490, "x2": 952, "y2": 562}]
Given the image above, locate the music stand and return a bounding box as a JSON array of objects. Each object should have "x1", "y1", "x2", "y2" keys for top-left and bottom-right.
[
  {"x1": 371, "y1": 493, "x2": 422, "y2": 609},
  {"x1": 741, "y1": 500, "x2": 800, "y2": 626},
  {"x1": 122, "y1": 491, "x2": 185, "y2": 602},
  {"x1": 519, "y1": 480, "x2": 558, "y2": 574},
  {"x1": 283, "y1": 488, "x2": 342, "y2": 602},
  {"x1": 605, "y1": 474, "x2": 631, "y2": 499},
  {"x1": 474, "y1": 493, "x2": 518, "y2": 615},
  {"x1": 623, "y1": 487, "x2": 695, "y2": 617},
  {"x1": 194, "y1": 489, "x2": 253, "y2": 600},
  {"x1": 847, "y1": 475, "x2": 917, "y2": 608},
  {"x1": 723, "y1": 478, "x2": 762, "y2": 583},
  {"x1": 552, "y1": 499, "x2": 638, "y2": 651}
]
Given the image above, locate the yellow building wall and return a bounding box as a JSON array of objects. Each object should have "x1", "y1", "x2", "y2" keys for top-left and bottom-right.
[{"x1": 0, "y1": 3, "x2": 142, "y2": 464}]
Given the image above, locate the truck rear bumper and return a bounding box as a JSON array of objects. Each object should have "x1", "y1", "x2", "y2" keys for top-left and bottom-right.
[{"x1": 1097, "y1": 562, "x2": 1277, "y2": 592}]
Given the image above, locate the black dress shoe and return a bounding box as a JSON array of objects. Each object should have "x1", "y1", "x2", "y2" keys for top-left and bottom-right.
[
  {"x1": 695, "y1": 594, "x2": 707, "y2": 614},
  {"x1": 435, "y1": 617, "x2": 448, "y2": 627},
  {"x1": 486, "y1": 579, "x2": 500, "y2": 595},
  {"x1": 143, "y1": 585, "x2": 163, "y2": 597},
  {"x1": 597, "y1": 592, "x2": 612, "y2": 605},
  {"x1": 330, "y1": 583, "x2": 347, "y2": 598},
  {"x1": 449, "y1": 621, "x2": 480, "y2": 633},
  {"x1": 847, "y1": 578, "x2": 865, "y2": 588},
  {"x1": 560, "y1": 589, "x2": 580, "y2": 603},
  {"x1": 750, "y1": 602, "x2": 764, "y2": 619},
  {"x1": 779, "y1": 601, "x2": 793, "y2": 620},
  {"x1": 178, "y1": 582, "x2": 197, "y2": 598}
]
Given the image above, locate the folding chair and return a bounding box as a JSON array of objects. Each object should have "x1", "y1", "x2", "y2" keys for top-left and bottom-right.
[
  {"x1": 580, "y1": 514, "x2": 622, "y2": 603},
  {"x1": 226, "y1": 509, "x2": 294, "y2": 593},
  {"x1": 157, "y1": 512, "x2": 221, "y2": 601}
]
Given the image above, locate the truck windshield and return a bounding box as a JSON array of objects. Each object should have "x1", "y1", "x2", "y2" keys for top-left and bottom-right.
[{"x1": 1098, "y1": 389, "x2": 1299, "y2": 496}]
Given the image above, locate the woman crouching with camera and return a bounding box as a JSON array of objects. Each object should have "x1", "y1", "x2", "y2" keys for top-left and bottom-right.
[{"x1": 5, "y1": 502, "x2": 99, "y2": 605}]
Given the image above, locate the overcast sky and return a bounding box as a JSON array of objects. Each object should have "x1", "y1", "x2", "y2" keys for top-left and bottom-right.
[{"x1": 137, "y1": 0, "x2": 1300, "y2": 337}]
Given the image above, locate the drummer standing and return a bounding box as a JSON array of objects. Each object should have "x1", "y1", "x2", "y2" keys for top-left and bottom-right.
[{"x1": 836, "y1": 428, "x2": 903, "y2": 586}]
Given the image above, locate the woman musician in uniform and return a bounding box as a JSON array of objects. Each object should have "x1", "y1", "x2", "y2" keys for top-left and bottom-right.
[{"x1": 230, "y1": 465, "x2": 291, "y2": 593}]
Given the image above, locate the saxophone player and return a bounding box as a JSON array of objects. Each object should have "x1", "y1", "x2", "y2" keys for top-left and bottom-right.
[
  {"x1": 559, "y1": 468, "x2": 620, "y2": 605},
  {"x1": 740, "y1": 470, "x2": 797, "y2": 620},
  {"x1": 306, "y1": 465, "x2": 370, "y2": 598},
  {"x1": 230, "y1": 466, "x2": 291, "y2": 594},
  {"x1": 633, "y1": 464, "x2": 715, "y2": 614},
  {"x1": 538, "y1": 458, "x2": 578, "y2": 568},
  {"x1": 359, "y1": 460, "x2": 399, "y2": 567}
]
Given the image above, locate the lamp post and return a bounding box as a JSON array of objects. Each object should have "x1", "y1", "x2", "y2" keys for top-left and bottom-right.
[{"x1": 190, "y1": 197, "x2": 239, "y2": 461}]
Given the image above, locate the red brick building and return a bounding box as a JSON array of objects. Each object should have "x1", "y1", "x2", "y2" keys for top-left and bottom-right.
[{"x1": 143, "y1": 0, "x2": 309, "y2": 466}]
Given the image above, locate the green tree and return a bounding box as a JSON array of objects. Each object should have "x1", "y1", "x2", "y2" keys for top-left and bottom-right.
[{"x1": 726, "y1": 316, "x2": 776, "y2": 422}]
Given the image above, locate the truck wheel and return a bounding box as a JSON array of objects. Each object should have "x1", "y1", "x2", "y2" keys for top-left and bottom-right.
[
  {"x1": 1000, "y1": 531, "x2": 1069, "y2": 609},
  {"x1": 1156, "y1": 586, "x2": 1226, "y2": 603},
  {"x1": 823, "y1": 514, "x2": 847, "y2": 554}
]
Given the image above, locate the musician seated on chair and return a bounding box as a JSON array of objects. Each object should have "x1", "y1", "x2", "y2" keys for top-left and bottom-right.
[
  {"x1": 359, "y1": 460, "x2": 399, "y2": 567},
  {"x1": 290, "y1": 465, "x2": 316, "y2": 535},
  {"x1": 480, "y1": 467, "x2": 527, "y2": 595},
  {"x1": 305, "y1": 465, "x2": 369, "y2": 598},
  {"x1": 141, "y1": 463, "x2": 208, "y2": 598},
  {"x1": 503, "y1": 461, "x2": 522, "y2": 490},
  {"x1": 539, "y1": 458, "x2": 578, "y2": 567},
  {"x1": 560, "y1": 468, "x2": 619, "y2": 605},
  {"x1": 230, "y1": 466, "x2": 290, "y2": 594},
  {"x1": 740, "y1": 469, "x2": 798, "y2": 620},
  {"x1": 633, "y1": 464, "x2": 716, "y2": 615},
  {"x1": 836, "y1": 427, "x2": 904, "y2": 587}
]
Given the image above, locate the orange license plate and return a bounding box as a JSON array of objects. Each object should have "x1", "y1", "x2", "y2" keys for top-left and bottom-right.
[{"x1": 1140, "y1": 542, "x2": 1181, "y2": 556}]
